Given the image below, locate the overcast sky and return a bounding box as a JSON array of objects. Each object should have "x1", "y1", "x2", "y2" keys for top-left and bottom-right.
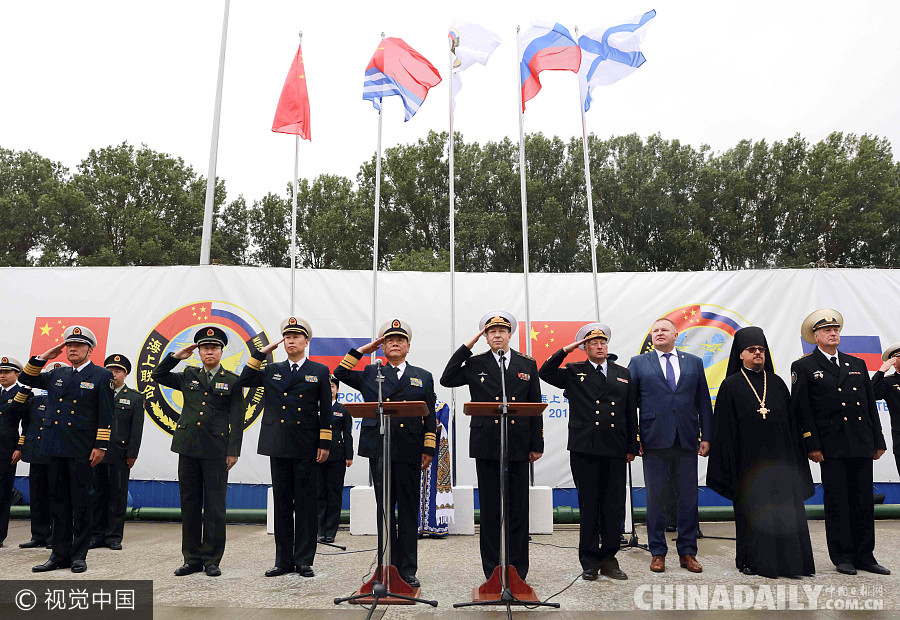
[{"x1": 2, "y1": 1, "x2": 899, "y2": 205}]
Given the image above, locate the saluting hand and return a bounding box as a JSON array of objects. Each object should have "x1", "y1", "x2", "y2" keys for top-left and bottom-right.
[
  {"x1": 39, "y1": 342, "x2": 66, "y2": 361},
  {"x1": 464, "y1": 327, "x2": 487, "y2": 350},
  {"x1": 562, "y1": 338, "x2": 588, "y2": 354},
  {"x1": 174, "y1": 344, "x2": 198, "y2": 360},
  {"x1": 358, "y1": 337, "x2": 385, "y2": 355},
  {"x1": 259, "y1": 338, "x2": 284, "y2": 356}
]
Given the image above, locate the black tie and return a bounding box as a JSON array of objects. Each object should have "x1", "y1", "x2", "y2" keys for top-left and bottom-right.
[
  {"x1": 831, "y1": 356, "x2": 838, "y2": 367},
  {"x1": 597, "y1": 364, "x2": 606, "y2": 382},
  {"x1": 383, "y1": 364, "x2": 398, "y2": 382},
  {"x1": 291, "y1": 363, "x2": 299, "y2": 375}
]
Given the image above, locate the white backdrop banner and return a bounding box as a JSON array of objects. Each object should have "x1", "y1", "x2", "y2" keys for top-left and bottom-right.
[{"x1": 1, "y1": 266, "x2": 897, "y2": 487}]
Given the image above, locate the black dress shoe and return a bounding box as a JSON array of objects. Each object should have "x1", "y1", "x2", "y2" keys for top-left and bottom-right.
[
  {"x1": 600, "y1": 563, "x2": 628, "y2": 580},
  {"x1": 174, "y1": 563, "x2": 204, "y2": 576},
  {"x1": 857, "y1": 563, "x2": 891, "y2": 575},
  {"x1": 107, "y1": 542, "x2": 122, "y2": 550},
  {"x1": 71, "y1": 560, "x2": 87, "y2": 573},
  {"x1": 836, "y1": 563, "x2": 857, "y2": 575},
  {"x1": 665, "y1": 525, "x2": 677, "y2": 533},
  {"x1": 581, "y1": 568, "x2": 599, "y2": 581},
  {"x1": 296, "y1": 565, "x2": 314, "y2": 578},
  {"x1": 33, "y1": 558, "x2": 71, "y2": 572},
  {"x1": 324, "y1": 536, "x2": 335, "y2": 543},
  {"x1": 265, "y1": 566, "x2": 293, "y2": 577},
  {"x1": 19, "y1": 540, "x2": 46, "y2": 549},
  {"x1": 740, "y1": 566, "x2": 757, "y2": 575},
  {"x1": 403, "y1": 575, "x2": 420, "y2": 588},
  {"x1": 316, "y1": 535, "x2": 326, "y2": 543},
  {"x1": 205, "y1": 564, "x2": 221, "y2": 577}
]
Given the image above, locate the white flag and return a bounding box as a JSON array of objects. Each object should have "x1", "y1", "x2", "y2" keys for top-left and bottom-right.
[
  {"x1": 449, "y1": 21, "x2": 502, "y2": 113},
  {"x1": 578, "y1": 9, "x2": 656, "y2": 113}
]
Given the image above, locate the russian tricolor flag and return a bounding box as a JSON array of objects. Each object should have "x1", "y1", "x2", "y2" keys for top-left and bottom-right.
[
  {"x1": 308, "y1": 337, "x2": 384, "y2": 373},
  {"x1": 801, "y1": 336, "x2": 883, "y2": 372},
  {"x1": 519, "y1": 22, "x2": 581, "y2": 111}
]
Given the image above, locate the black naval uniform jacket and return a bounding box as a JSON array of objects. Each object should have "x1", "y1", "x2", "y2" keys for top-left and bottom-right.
[
  {"x1": 152, "y1": 354, "x2": 243, "y2": 460},
  {"x1": 872, "y1": 370, "x2": 900, "y2": 455},
  {"x1": 326, "y1": 401, "x2": 354, "y2": 462},
  {"x1": 334, "y1": 349, "x2": 436, "y2": 465},
  {"x1": 21, "y1": 390, "x2": 48, "y2": 464},
  {"x1": 539, "y1": 350, "x2": 639, "y2": 457},
  {"x1": 240, "y1": 351, "x2": 332, "y2": 460},
  {"x1": 19, "y1": 359, "x2": 113, "y2": 458},
  {"x1": 440, "y1": 346, "x2": 544, "y2": 461},
  {"x1": 790, "y1": 349, "x2": 886, "y2": 458},
  {"x1": 104, "y1": 386, "x2": 145, "y2": 466},
  {"x1": 0, "y1": 385, "x2": 30, "y2": 458}
]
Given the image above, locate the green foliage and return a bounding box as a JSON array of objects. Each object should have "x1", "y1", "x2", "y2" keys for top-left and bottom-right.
[{"x1": 2, "y1": 131, "x2": 898, "y2": 271}]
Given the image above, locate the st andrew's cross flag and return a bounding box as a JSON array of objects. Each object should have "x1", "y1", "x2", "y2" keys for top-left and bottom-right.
[{"x1": 363, "y1": 37, "x2": 442, "y2": 121}]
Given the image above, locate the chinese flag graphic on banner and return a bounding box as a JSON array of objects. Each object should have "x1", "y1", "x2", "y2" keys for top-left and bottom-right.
[
  {"x1": 519, "y1": 321, "x2": 589, "y2": 367},
  {"x1": 30, "y1": 317, "x2": 111, "y2": 364}
]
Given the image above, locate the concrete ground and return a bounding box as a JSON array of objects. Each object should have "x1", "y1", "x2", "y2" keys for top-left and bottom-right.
[{"x1": 1, "y1": 518, "x2": 899, "y2": 618}]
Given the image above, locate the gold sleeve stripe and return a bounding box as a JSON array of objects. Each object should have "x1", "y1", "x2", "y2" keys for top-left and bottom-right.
[
  {"x1": 14, "y1": 392, "x2": 28, "y2": 403},
  {"x1": 802, "y1": 431, "x2": 812, "y2": 438},
  {"x1": 319, "y1": 429, "x2": 333, "y2": 440},
  {"x1": 423, "y1": 433, "x2": 436, "y2": 440},
  {"x1": 339, "y1": 352, "x2": 360, "y2": 370},
  {"x1": 96, "y1": 430, "x2": 111, "y2": 440},
  {"x1": 23, "y1": 362, "x2": 42, "y2": 376},
  {"x1": 247, "y1": 357, "x2": 262, "y2": 370},
  {"x1": 424, "y1": 437, "x2": 436, "y2": 449},
  {"x1": 18, "y1": 436, "x2": 25, "y2": 445}
]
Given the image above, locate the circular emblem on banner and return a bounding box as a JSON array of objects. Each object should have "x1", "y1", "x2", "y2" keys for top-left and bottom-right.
[
  {"x1": 638, "y1": 304, "x2": 753, "y2": 406},
  {"x1": 289, "y1": 317, "x2": 297, "y2": 325},
  {"x1": 73, "y1": 327, "x2": 82, "y2": 335},
  {"x1": 392, "y1": 319, "x2": 401, "y2": 329},
  {"x1": 136, "y1": 301, "x2": 273, "y2": 436}
]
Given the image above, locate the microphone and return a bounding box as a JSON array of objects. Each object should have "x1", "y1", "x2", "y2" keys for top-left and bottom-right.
[{"x1": 375, "y1": 358, "x2": 383, "y2": 367}]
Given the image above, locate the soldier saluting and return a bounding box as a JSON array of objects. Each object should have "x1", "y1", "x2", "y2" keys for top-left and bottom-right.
[
  {"x1": 152, "y1": 326, "x2": 244, "y2": 578},
  {"x1": 791, "y1": 309, "x2": 889, "y2": 576}
]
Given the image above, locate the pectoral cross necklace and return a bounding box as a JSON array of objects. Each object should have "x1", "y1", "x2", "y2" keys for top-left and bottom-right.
[{"x1": 740, "y1": 367, "x2": 768, "y2": 419}]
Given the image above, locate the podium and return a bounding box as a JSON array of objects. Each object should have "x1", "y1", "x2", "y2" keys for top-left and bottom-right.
[
  {"x1": 454, "y1": 401, "x2": 559, "y2": 614},
  {"x1": 334, "y1": 399, "x2": 438, "y2": 615}
]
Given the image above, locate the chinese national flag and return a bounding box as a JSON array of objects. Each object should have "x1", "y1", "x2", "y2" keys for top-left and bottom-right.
[
  {"x1": 272, "y1": 43, "x2": 311, "y2": 140},
  {"x1": 519, "y1": 321, "x2": 589, "y2": 367},
  {"x1": 30, "y1": 317, "x2": 111, "y2": 365}
]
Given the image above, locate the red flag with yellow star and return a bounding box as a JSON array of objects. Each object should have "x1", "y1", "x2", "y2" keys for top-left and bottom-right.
[
  {"x1": 272, "y1": 43, "x2": 311, "y2": 139},
  {"x1": 31, "y1": 317, "x2": 111, "y2": 364},
  {"x1": 519, "y1": 320, "x2": 588, "y2": 367}
]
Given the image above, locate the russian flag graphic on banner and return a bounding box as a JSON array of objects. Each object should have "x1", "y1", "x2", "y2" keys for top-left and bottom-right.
[
  {"x1": 308, "y1": 337, "x2": 383, "y2": 373},
  {"x1": 519, "y1": 22, "x2": 581, "y2": 111},
  {"x1": 801, "y1": 336, "x2": 883, "y2": 372}
]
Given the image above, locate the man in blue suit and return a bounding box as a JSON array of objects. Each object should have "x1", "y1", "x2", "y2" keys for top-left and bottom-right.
[{"x1": 628, "y1": 318, "x2": 712, "y2": 573}]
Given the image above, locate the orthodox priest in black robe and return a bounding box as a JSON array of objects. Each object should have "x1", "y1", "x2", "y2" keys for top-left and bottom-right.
[{"x1": 708, "y1": 326, "x2": 815, "y2": 578}]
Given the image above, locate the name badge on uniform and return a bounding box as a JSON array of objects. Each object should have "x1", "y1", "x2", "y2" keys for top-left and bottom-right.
[
  {"x1": 305, "y1": 375, "x2": 318, "y2": 383},
  {"x1": 518, "y1": 372, "x2": 530, "y2": 381},
  {"x1": 410, "y1": 377, "x2": 423, "y2": 387},
  {"x1": 813, "y1": 370, "x2": 824, "y2": 379},
  {"x1": 80, "y1": 381, "x2": 95, "y2": 389},
  {"x1": 617, "y1": 377, "x2": 629, "y2": 384},
  {"x1": 273, "y1": 374, "x2": 283, "y2": 381},
  {"x1": 215, "y1": 382, "x2": 229, "y2": 390},
  {"x1": 119, "y1": 399, "x2": 131, "y2": 405}
]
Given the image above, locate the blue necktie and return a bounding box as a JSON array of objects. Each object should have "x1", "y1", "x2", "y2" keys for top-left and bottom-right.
[{"x1": 663, "y1": 353, "x2": 676, "y2": 391}]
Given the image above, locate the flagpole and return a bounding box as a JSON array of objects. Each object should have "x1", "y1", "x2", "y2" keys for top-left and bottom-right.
[
  {"x1": 199, "y1": 0, "x2": 230, "y2": 265},
  {"x1": 448, "y1": 42, "x2": 458, "y2": 485},
  {"x1": 370, "y1": 32, "x2": 386, "y2": 352},
  {"x1": 574, "y1": 27, "x2": 601, "y2": 322},
  {"x1": 288, "y1": 34, "x2": 303, "y2": 314},
  {"x1": 515, "y1": 26, "x2": 533, "y2": 357}
]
